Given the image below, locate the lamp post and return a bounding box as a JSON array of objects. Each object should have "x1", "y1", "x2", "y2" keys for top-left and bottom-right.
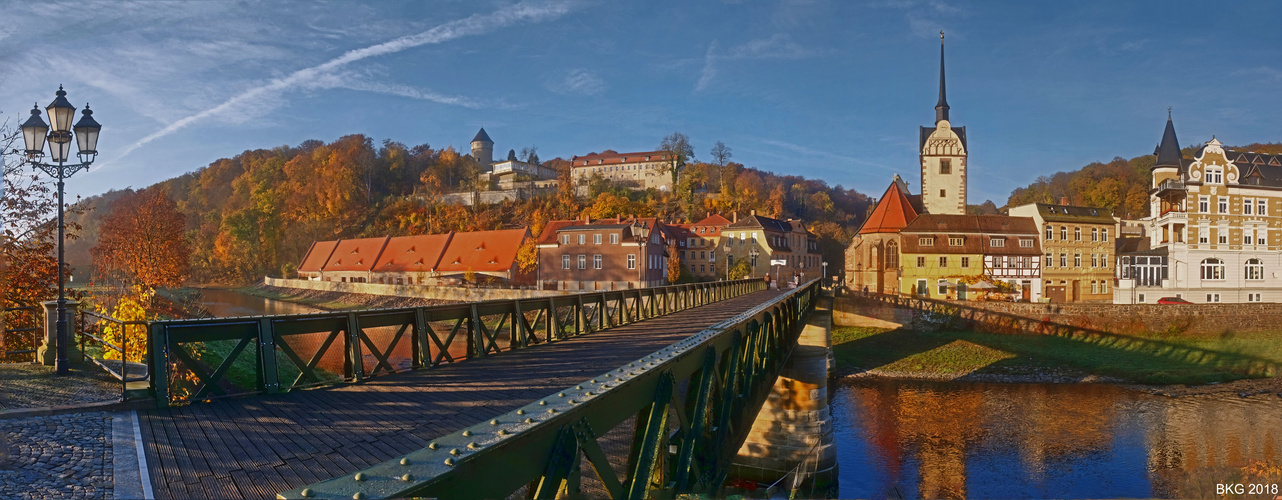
[
  {"x1": 822, "y1": 261, "x2": 828, "y2": 287},
  {"x1": 18, "y1": 85, "x2": 102, "y2": 375},
  {"x1": 748, "y1": 247, "x2": 759, "y2": 279}
]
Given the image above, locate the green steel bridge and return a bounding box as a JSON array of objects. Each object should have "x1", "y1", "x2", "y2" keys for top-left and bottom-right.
[{"x1": 131, "y1": 278, "x2": 820, "y2": 499}]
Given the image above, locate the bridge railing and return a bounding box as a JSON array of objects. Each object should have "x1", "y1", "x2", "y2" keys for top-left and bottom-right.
[
  {"x1": 278, "y1": 279, "x2": 821, "y2": 500},
  {"x1": 148, "y1": 278, "x2": 766, "y2": 406},
  {"x1": 2, "y1": 305, "x2": 42, "y2": 363}
]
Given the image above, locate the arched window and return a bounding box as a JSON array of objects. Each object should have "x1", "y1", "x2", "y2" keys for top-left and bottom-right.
[
  {"x1": 1200, "y1": 258, "x2": 1225, "y2": 280},
  {"x1": 885, "y1": 240, "x2": 899, "y2": 270},
  {"x1": 1245, "y1": 258, "x2": 1264, "y2": 281}
]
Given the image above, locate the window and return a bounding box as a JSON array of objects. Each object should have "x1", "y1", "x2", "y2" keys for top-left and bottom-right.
[
  {"x1": 1206, "y1": 167, "x2": 1223, "y2": 184},
  {"x1": 562, "y1": 255, "x2": 570, "y2": 269},
  {"x1": 990, "y1": 237, "x2": 1005, "y2": 247},
  {"x1": 1074, "y1": 227, "x2": 1081, "y2": 241},
  {"x1": 1101, "y1": 281, "x2": 1108, "y2": 294},
  {"x1": 561, "y1": 234, "x2": 570, "y2": 245},
  {"x1": 961, "y1": 257, "x2": 970, "y2": 268},
  {"x1": 1101, "y1": 229, "x2": 1108, "y2": 242},
  {"x1": 939, "y1": 189, "x2": 947, "y2": 198},
  {"x1": 1259, "y1": 230, "x2": 1266, "y2": 245},
  {"x1": 1259, "y1": 200, "x2": 1267, "y2": 216},
  {"x1": 1206, "y1": 293, "x2": 1221, "y2": 303},
  {"x1": 1103, "y1": 252, "x2": 1108, "y2": 266},
  {"x1": 591, "y1": 234, "x2": 600, "y2": 245},
  {"x1": 1218, "y1": 233, "x2": 1228, "y2": 245},
  {"x1": 940, "y1": 159, "x2": 951, "y2": 174},
  {"x1": 1091, "y1": 254, "x2": 1098, "y2": 267},
  {"x1": 1199, "y1": 196, "x2": 1209, "y2": 213},
  {"x1": 575, "y1": 234, "x2": 584, "y2": 245},
  {"x1": 1219, "y1": 197, "x2": 1228, "y2": 214},
  {"x1": 1199, "y1": 230, "x2": 1209, "y2": 244},
  {"x1": 1244, "y1": 198, "x2": 1254, "y2": 215},
  {"x1": 593, "y1": 254, "x2": 602, "y2": 269},
  {"x1": 1200, "y1": 258, "x2": 1224, "y2": 280},
  {"x1": 1023, "y1": 256, "x2": 1033, "y2": 268},
  {"x1": 1245, "y1": 233, "x2": 1253, "y2": 245},
  {"x1": 1060, "y1": 254, "x2": 1067, "y2": 267},
  {"x1": 1045, "y1": 253, "x2": 1052, "y2": 267},
  {"x1": 627, "y1": 254, "x2": 636, "y2": 269},
  {"x1": 1046, "y1": 225, "x2": 1053, "y2": 240},
  {"x1": 938, "y1": 282, "x2": 949, "y2": 295},
  {"x1": 610, "y1": 233, "x2": 619, "y2": 244},
  {"x1": 1245, "y1": 258, "x2": 1264, "y2": 280},
  {"x1": 949, "y1": 237, "x2": 964, "y2": 246},
  {"x1": 700, "y1": 265, "x2": 706, "y2": 273},
  {"x1": 1091, "y1": 281, "x2": 1098, "y2": 294},
  {"x1": 917, "y1": 256, "x2": 927, "y2": 268},
  {"x1": 1248, "y1": 293, "x2": 1262, "y2": 302},
  {"x1": 710, "y1": 251, "x2": 716, "y2": 262},
  {"x1": 1020, "y1": 239, "x2": 1033, "y2": 248},
  {"x1": 1091, "y1": 228, "x2": 1098, "y2": 241},
  {"x1": 1074, "y1": 254, "x2": 1082, "y2": 267},
  {"x1": 1060, "y1": 226, "x2": 1067, "y2": 240},
  {"x1": 886, "y1": 241, "x2": 899, "y2": 270},
  {"x1": 939, "y1": 256, "x2": 948, "y2": 267},
  {"x1": 919, "y1": 237, "x2": 935, "y2": 246}
]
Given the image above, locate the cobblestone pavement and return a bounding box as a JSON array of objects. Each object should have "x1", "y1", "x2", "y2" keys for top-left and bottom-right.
[
  {"x1": 0, "y1": 364, "x2": 120, "y2": 411},
  {"x1": 0, "y1": 412, "x2": 113, "y2": 500}
]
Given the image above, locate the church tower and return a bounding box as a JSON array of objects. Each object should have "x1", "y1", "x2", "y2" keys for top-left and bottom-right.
[{"x1": 919, "y1": 31, "x2": 967, "y2": 215}]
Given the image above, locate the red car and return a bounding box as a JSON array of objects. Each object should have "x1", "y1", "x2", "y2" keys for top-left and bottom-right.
[{"x1": 1156, "y1": 297, "x2": 1192, "y2": 304}]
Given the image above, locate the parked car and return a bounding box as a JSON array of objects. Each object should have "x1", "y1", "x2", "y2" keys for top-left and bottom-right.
[{"x1": 1156, "y1": 297, "x2": 1192, "y2": 304}]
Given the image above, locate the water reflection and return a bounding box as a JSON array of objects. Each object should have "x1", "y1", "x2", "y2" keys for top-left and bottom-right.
[
  {"x1": 198, "y1": 288, "x2": 324, "y2": 317},
  {"x1": 834, "y1": 379, "x2": 1282, "y2": 499}
]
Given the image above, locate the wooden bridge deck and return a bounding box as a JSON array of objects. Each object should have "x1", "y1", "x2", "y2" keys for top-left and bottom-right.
[{"x1": 139, "y1": 290, "x2": 781, "y2": 500}]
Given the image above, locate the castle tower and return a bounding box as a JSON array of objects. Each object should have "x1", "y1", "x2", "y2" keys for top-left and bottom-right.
[
  {"x1": 920, "y1": 31, "x2": 967, "y2": 215},
  {"x1": 471, "y1": 127, "x2": 494, "y2": 166}
]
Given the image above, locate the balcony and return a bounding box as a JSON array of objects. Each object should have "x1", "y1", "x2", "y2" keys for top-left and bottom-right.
[{"x1": 1153, "y1": 178, "x2": 1186, "y2": 196}]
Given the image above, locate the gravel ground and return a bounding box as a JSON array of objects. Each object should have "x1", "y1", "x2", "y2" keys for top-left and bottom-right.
[
  {"x1": 0, "y1": 412, "x2": 113, "y2": 500},
  {"x1": 0, "y1": 364, "x2": 120, "y2": 411}
]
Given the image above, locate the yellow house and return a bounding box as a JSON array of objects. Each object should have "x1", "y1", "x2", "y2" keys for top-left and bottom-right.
[{"x1": 899, "y1": 214, "x2": 1043, "y2": 300}]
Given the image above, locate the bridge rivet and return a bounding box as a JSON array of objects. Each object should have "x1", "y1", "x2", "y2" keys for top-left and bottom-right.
[
  {"x1": 585, "y1": 391, "x2": 592, "y2": 396},
  {"x1": 450, "y1": 448, "x2": 461, "y2": 456},
  {"x1": 516, "y1": 409, "x2": 526, "y2": 415},
  {"x1": 589, "y1": 379, "x2": 597, "y2": 383},
  {"x1": 576, "y1": 385, "x2": 583, "y2": 390},
  {"x1": 300, "y1": 488, "x2": 313, "y2": 497},
  {"x1": 402, "y1": 473, "x2": 414, "y2": 482},
  {"x1": 524, "y1": 418, "x2": 534, "y2": 423},
  {"x1": 444, "y1": 457, "x2": 455, "y2": 466},
  {"x1": 462, "y1": 430, "x2": 472, "y2": 436},
  {"x1": 548, "y1": 408, "x2": 557, "y2": 413},
  {"x1": 558, "y1": 392, "x2": 566, "y2": 397},
  {"x1": 569, "y1": 399, "x2": 578, "y2": 404},
  {"x1": 400, "y1": 458, "x2": 411, "y2": 466},
  {"x1": 353, "y1": 493, "x2": 365, "y2": 500},
  {"x1": 354, "y1": 472, "x2": 366, "y2": 481},
  {"x1": 428, "y1": 442, "x2": 438, "y2": 450},
  {"x1": 498, "y1": 429, "x2": 509, "y2": 435},
  {"x1": 490, "y1": 419, "x2": 499, "y2": 425}
]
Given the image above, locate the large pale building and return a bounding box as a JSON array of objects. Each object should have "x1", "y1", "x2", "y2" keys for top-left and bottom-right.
[
  {"x1": 570, "y1": 150, "x2": 673, "y2": 191},
  {"x1": 1007, "y1": 203, "x2": 1118, "y2": 302},
  {"x1": 1116, "y1": 115, "x2": 1282, "y2": 304},
  {"x1": 919, "y1": 33, "x2": 968, "y2": 215}
]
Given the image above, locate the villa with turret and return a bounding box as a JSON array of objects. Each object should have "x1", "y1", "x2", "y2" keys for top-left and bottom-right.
[{"x1": 1115, "y1": 116, "x2": 1282, "y2": 304}]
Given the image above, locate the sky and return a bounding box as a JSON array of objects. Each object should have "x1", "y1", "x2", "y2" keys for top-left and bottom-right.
[{"x1": 2, "y1": 0, "x2": 1280, "y2": 205}]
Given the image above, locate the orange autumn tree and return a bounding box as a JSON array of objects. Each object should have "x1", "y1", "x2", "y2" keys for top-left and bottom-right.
[{"x1": 93, "y1": 186, "x2": 191, "y2": 291}]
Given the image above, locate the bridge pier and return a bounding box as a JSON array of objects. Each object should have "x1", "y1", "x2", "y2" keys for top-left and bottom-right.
[{"x1": 729, "y1": 293, "x2": 838, "y2": 497}]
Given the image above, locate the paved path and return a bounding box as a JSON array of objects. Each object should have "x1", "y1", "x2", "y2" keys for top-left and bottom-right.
[{"x1": 139, "y1": 290, "x2": 781, "y2": 500}]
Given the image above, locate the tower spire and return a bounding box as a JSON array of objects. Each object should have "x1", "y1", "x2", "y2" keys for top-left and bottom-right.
[{"x1": 935, "y1": 30, "x2": 949, "y2": 123}]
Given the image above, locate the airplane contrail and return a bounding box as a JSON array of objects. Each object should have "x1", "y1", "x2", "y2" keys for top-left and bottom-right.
[{"x1": 109, "y1": 1, "x2": 574, "y2": 163}]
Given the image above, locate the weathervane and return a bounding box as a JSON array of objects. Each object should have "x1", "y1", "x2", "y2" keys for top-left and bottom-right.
[{"x1": 940, "y1": 30, "x2": 945, "y2": 41}]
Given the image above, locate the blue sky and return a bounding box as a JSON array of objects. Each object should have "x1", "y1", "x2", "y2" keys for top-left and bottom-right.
[{"x1": 3, "y1": 0, "x2": 1280, "y2": 205}]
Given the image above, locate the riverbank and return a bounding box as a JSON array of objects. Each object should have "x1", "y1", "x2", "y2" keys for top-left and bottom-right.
[
  {"x1": 831, "y1": 323, "x2": 1282, "y2": 395},
  {"x1": 223, "y1": 284, "x2": 459, "y2": 311}
]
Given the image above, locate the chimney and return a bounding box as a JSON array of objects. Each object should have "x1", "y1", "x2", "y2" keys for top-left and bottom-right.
[
  {"x1": 1059, "y1": 197, "x2": 1069, "y2": 206},
  {"x1": 733, "y1": 212, "x2": 738, "y2": 223},
  {"x1": 750, "y1": 209, "x2": 756, "y2": 216}
]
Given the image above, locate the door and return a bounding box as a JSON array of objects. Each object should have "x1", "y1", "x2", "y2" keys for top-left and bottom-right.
[
  {"x1": 916, "y1": 279, "x2": 927, "y2": 296},
  {"x1": 1021, "y1": 280, "x2": 1031, "y2": 302},
  {"x1": 1071, "y1": 280, "x2": 1081, "y2": 301},
  {"x1": 957, "y1": 283, "x2": 967, "y2": 301}
]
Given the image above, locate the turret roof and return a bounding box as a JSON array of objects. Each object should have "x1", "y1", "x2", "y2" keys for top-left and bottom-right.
[{"x1": 472, "y1": 127, "x2": 493, "y2": 144}]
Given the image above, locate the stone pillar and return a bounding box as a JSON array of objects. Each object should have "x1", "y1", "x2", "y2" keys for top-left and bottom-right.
[
  {"x1": 37, "y1": 300, "x2": 80, "y2": 366},
  {"x1": 730, "y1": 294, "x2": 838, "y2": 497}
]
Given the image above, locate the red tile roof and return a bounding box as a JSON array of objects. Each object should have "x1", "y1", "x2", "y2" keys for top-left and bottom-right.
[
  {"x1": 571, "y1": 150, "x2": 670, "y2": 167},
  {"x1": 858, "y1": 181, "x2": 919, "y2": 234},
  {"x1": 321, "y1": 237, "x2": 391, "y2": 272},
  {"x1": 298, "y1": 241, "x2": 339, "y2": 273},
  {"x1": 693, "y1": 214, "x2": 732, "y2": 227},
  {"x1": 373, "y1": 233, "x2": 452, "y2": 272},
  {"x1": 436, "y1": 228, "x2": 530, "y2": 274}
]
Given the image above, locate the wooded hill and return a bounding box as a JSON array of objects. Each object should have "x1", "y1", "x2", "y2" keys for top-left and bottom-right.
[{"x1": 68, "y1": 134, "x2": 875, "y2": 285}]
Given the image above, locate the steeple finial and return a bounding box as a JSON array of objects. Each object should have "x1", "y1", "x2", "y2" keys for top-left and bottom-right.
[
  {"x1": 1168, "y1": 106, "x2": 1172, "y2": 119},
  {"x1": 935, "y1": 30, "x2": 949, "y2": 123}
]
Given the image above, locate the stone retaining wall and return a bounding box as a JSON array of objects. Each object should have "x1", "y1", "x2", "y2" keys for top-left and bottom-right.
[
  {"x1": 841, "y1": 294, "x2": 1282, "y2": 336},
  {"x1": 263, "y1": 277, "x2": 572, "y2": 302}
]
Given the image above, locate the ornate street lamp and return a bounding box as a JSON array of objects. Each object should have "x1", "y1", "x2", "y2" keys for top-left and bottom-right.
[{"x1": 18, "y1": 85, "x2": 101, "y2": 375}]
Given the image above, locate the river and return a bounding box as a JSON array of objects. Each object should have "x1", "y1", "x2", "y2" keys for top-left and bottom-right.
[
  {"x1": 198, "y1": 288, "x2": 324, "y2": 317},
  {"x1": 832, "y1": 379, "x2": 1282, "y2": 499}
]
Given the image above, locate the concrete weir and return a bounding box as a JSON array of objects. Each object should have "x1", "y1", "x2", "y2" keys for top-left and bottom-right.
[{"x1": 730, "y1": 292, "x2": 838, "y2": 497}]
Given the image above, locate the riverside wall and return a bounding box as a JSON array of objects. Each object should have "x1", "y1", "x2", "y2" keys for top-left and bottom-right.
[
  {"x1": 836, "y1": 294, "x2": 1282, "y2": 336},
  {"x1": 263, "y1": 277, "x2": 572, "y2": 302}
]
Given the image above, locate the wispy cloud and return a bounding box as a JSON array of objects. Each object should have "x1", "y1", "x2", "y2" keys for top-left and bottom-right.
[
  {"x1": 757, "y1": 138, "x2": 898, "y2": 174},
  {"x1": 106, "y1": 1, "x2": 575, "y2": 165},
  {"x1": 1233, "y1": 66, "x2": 1282, "y2": 83},
  {"x1": 303, "y1": 71, "x2": 492, "y2": 109},
  {"x1": 548, "y1": 69, "x2": 608, "y2": 95},
  {"x1": 696, "y1": 34, "x2": 822, "y2": 91}
]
